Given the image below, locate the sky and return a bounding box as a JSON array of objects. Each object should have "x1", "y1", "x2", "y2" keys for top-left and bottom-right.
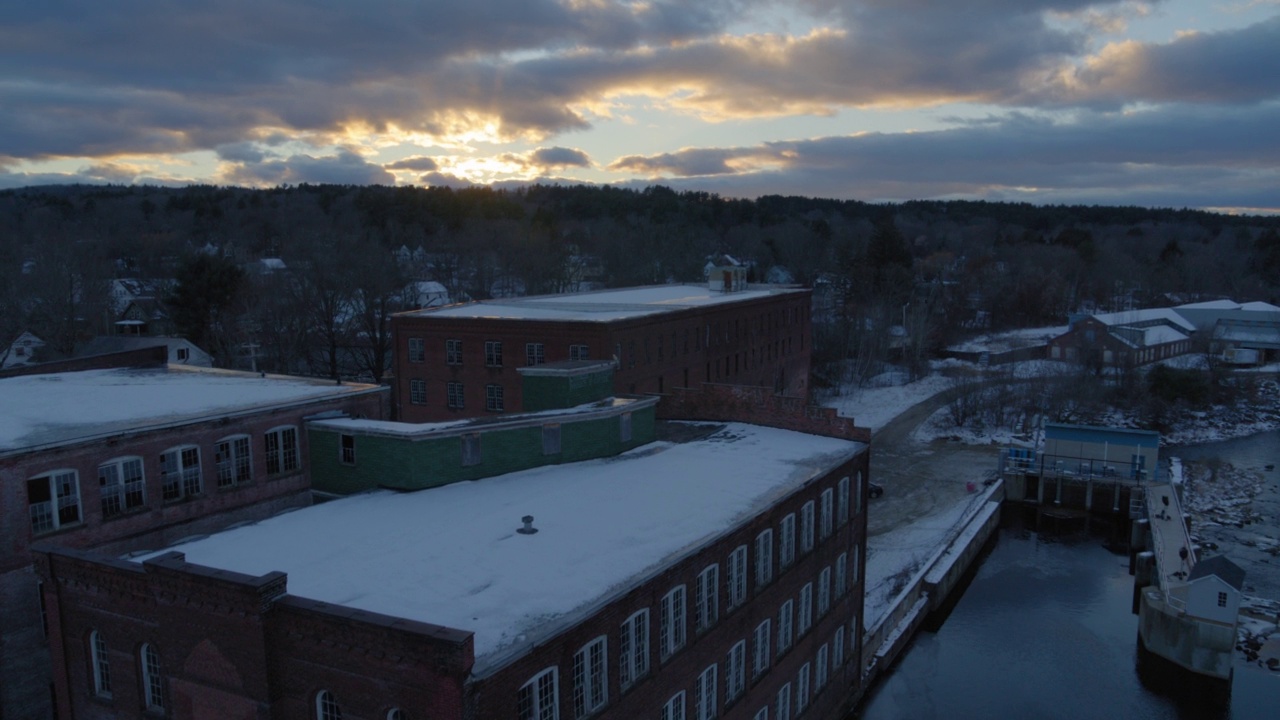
[{"x1": 2, "y1": 0, "x2": 1278, "y2": 211}]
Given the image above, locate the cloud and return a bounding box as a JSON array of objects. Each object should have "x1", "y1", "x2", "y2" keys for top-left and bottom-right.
[
  {"x1": 387, "y1": 156, "x2": 440, "y2": 172},
  {"x1": 527, "y1": 146, "x2": 591, "y2": 169},
  {"x1": 606, "y1": 101, "x2": 1280, "y2": 208},
  {"x1": 220, "y1": 148, "x2": 396, "y2": 186}
]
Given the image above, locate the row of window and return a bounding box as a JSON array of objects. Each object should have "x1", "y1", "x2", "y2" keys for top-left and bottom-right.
[
  {"x1": 523, "y1": 613, "x2": 855, "y2": 720},
  {"x1": 408, "y1": 380, "x2": 505, "y2": 411},
  {"x1": 408, "y1": 339, "x2": 583, "y2": 367},
  {"x1": 26, "y1": 428, "x2": 300, "y2": 535},
  {"x1": 87, "y1": 630, "x2": 406, "y2": 720}
]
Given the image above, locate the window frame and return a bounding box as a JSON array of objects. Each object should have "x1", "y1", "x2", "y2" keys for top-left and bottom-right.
[
  {"x1": 619, "y1": 609, "x2": 650, "y2": 690},
  {"x1": 214, "y1": 435, "x2": 252, "y2": 489},
  {"x1": 316, "y1": 689, "x2": 342, "y2": 720},
  {"x1": 518, "y1": 667, "x2": 560, "y2": 720},
  {"x1": 160, "y1": 446, "x2": 202, "y2": 502},
  {"x1": 779, "y1": 513, "x2": 796, "y2": 570},
  {"x1": 447, "y1": 381, "x2": 465, "y2": 409},
  {"x1": 777, "y1": 599, "x2": 794, "y2": 655},
  {"x1": 90, "y1": 630, "x2": 111, "y2": 698},
  {"x1": 837, "y1": 476, "x2": 850, "y2": 526},
  {"x1": 485, "y1": 383, "x2": 505, "y2": 412},
  {"x1": 408, "y1": 337, "x2": 425, "y2": 363},
  {"x1": 662, "y1": 691, "x2": 686, "y2": 720},
  {"x1": 752, "y1": 619, "x2": 771, "y2": 678},
  {"x1": 264, "y1": 425, "x2": 300, "y2": 476},
  {"x1": 526, "y1": 342, "x2": 546, "y2": 366},
  {"x1": 340, "y1": 434, "x2": 356, "y2": 466},
  {"x1": 796, "y1": 663, "x2": 810, "y2": 715},
  {"x1": 727, "y1": 545, "x2": 748, "y2": 610},
  {"x1": 573, "y1": 635, "x2": 609, "y2": 718},
  {"x1": 775, "y1": 682, "x2": 791, "y2": 720},
  {"x1": 820, "y1": 488, "x2": 833, "y2": 539},
  {"x1": 833, "y1": 627, "x2": 845, "y2": 669},
  {"x1": 98, "y1": 456, "x2": 146, "y2": 518},
  {"x1": 755, "y1": 529, "x2": 773, "y2": 588},
  {"x1": 835, "y1": 553, "x2": 848, "y2": 597},
  {"x1": 485, "y1": 340, "x2": 504, "y2": 367},
  {"x1": 818, "y1": 567, "x2": 831, "y2": 616},
  {"x1": 409, "y1": 378, "x2": 427, "y2": 405},
  {"x1": 141, "y1": 642, "x2": 165, "y2": 712},
  {"x1": 570, "y1": 344, "x2": 590, "y2": 361},
  {"x1": 28, "y1": 469, "x2": 82, "y2": 535},
  {"x1": 445, "y1": 339, "x2": 462, "y2": 365},
  {"x1": 696, "y1": 664, "x2": 718, "y2": 720},
  {"x1": 800, "y1": 501, "x2": 815, "y2": 554},
  {"x1": 726, "y1": 640, "x2": 746, "y2": 703},
  {"x1": 797, "y1": 583, "x2": 813, "y2": 636},
  {"x1": 660, "y1": 585, "x2": 688, "y2": 659},
  {"x1": 815, "y1": 643, "x2": 829, "y2": 691},
  {"x1": 695, "y1": 564, "x2": 720, "y2": 632}
]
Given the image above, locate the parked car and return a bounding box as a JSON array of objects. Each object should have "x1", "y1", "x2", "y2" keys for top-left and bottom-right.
[{"x1": 868, "y1": 482, "x2": 884, "y2": 498}]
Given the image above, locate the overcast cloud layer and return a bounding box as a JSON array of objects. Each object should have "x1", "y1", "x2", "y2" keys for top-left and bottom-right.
[{"x1": 2, "y1": 0, "x2": 1277, "y2": 210}]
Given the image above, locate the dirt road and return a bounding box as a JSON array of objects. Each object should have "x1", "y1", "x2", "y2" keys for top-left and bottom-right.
[{"x1": 866, "y1": 383, "x2": 1003, "y2": 537}]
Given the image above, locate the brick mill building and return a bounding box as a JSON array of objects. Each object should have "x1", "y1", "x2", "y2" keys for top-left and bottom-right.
[
  {"x1": 1, "y1": 360, "x2": 386, "y2": 719},
  {"x1": 36, "y1": 363, "x2": 873, "y2": 720},
  {"x1": 391, "y1": 282, "x2": 813, "y2": 422}
]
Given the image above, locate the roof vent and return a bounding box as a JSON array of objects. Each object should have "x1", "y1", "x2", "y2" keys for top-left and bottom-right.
[{"x1": 517, "y1": 515, "x2": 538, "y2": 535}]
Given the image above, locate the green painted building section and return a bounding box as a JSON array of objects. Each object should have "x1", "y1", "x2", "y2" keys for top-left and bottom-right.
[
  {"x1": 518, "y1": 362, "x2": 615, "y2": 411},
  {"x1": 308, "y1": 398, "x2": 657, "y2": 495}
]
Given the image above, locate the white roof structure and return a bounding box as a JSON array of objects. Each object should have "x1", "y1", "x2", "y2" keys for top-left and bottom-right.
[
  {"x1": 0, "y1": 367, "x2": 382, "y2": 454},
  {"x1": 400, "y1": 284, "x2": 804, "y2": 322},
  {"x1": 1093, "y1": 308, "x2": 1195, "y2": 332},
  {"x1": 142, "y1": 423, "x2": 863, "y2": 674}
]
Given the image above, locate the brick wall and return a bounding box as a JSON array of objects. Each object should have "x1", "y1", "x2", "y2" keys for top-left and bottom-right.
[
  {"x1": 656, "y1": 383, "x2": 871, "y2": 444},
  {"x1": 33, "y1": 549, "x2": 474, "y2": 720}
]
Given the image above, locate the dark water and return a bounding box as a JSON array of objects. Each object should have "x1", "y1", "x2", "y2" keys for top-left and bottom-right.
[{"x1": 853, "y1": 508, "x2": 1280, "y2": 719}]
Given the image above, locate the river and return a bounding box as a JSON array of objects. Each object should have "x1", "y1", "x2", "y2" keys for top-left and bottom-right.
[{"x1": 854, "y1": 430, "x2": 1280, "y2": 719}]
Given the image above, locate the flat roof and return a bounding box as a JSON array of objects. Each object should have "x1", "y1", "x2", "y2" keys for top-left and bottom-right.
[
  {"x1": 398, "y1": 284, "x2": 805, "y2": 322},
  {"x1": 142, "y1": 423, "x2": 863, "y2": 674},
  {"x1": 1, "y1": 366, "x2": 383, "y2": 454}
]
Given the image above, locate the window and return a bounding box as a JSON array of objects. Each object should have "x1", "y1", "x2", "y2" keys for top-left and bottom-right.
[
  {"x1": 387, "y1": 710, "x2": 404, "y2": 720},
  {"x1": 855, "y1": 472, "x2": 863, "y2": 515},
  {"x1": 573, "y1": 636, "x2": 608, "y2": 718},
  {"x1": 447, "y1": 381, "x2": 464, "y2": 409},
  {"x1": 696, "y1": 664, "x2": 718, "y2": 720},
  {"x1": 775, "y1": 682, "x2": 791, "y2": 720},
  {"x1": 542, "y1": 424, "x2": 562, "y2": 455},
  {"x1": 570, "y1": 344, "x2": 589, "y2": 361},
  {"x1": 462, "y1": 433, "x2": 481, "y2": 467},
  {"x1": 779, "y1": 513, "x2": 796, "y2": 570},
  {"x1": 38, "y1": 581, "x2": 48, "y2": 637},
  {"x1": 446, "y1": 339, "x2": 462, "y2": 365},
  {"x1": 316, "y1": 690, "x2": 342, "y2": 720},
  {"x1": 818, "y1": 567, "x2": 831, "y2": 616},
  {"x1": 753, "y1": 709, "x2": 768, "y2": 720},
  {"x1": 727, "y1": 545, "x2": 747, "y2": 609},
  {"x1": 797, "y1": 583, "x2": 813, "y2": 636},
  {"x1": 833, "y1": 628, "x2": 845, "y2": 669},
  {"x1": 619, "y1": 609, "x2": 649, "y2": 689},
  {"x1": 141, "y1": 643, "x2": 164, "y2": 712},
  {"x1": 660, "y1": 585, "x2": 687, "y2": 659},
  {"x1": 815, "y1": 644, "x2": 829, "y2": 690},
  {"x1": 662, "y1": 692, "x2": 685, "y2": 720},
  {"x1": 485, "y1": 340, "x2": 503, "y2": 366},
  {"x1": 90, "y1": 630, "x2": 111, "y2": 697},
  {"x1": 340, "y1": 434, "x2": 356, "y2": 465},
  {"x1": 695, "y1": 564, "x2": 720, "y2": 632},
  {"x1": 800, "y1": 501, "x2": 814, "y2": 554},
  {"x1": 176, "y1": 347, "x2": 189, "y2": 362},
  {"x1": 486, "y1": 384, "x2": 505, "y2": 412},
  {"x1": 752, "y1": 620, "x2": 771, "y2": 678},
  {"x1": 796, "y1": 663, "x2": 810, "y2": 715},
  {"x1": 265, "y1": 426, "x2": 299, "y2": 475},
  {"x1": 777, "y1": 600, "x2": 794, "y2": 655},
  {"x1": 619, "y1": 412, "x2": 632, "y2": 442},
  {"x1": 99, "y1": 457, "x2": 145, "y2": 517},
  {"x1": 215, "y1": 436, "x2": 252, "y2": 488},
  {"x1": 518, "y1": 667, "x2": 559, "y2": 720},
  {"x1": 28, "y1": 470, "x2": 81, "y2": 534},
  {"x1": 1218, "y1": 591, "x2": 1229, "y2": 608},
  {"x1": 725, "y1": 640, "x2": 746, "y2": 703},
  {"x1": 755, "y1": 529, "x2": 773, "y2": 588},
  {"x1": 837, "y1": 477, "x2": 849, "y2": 526},
  {"x1": 820, "y1": 489, "x2": 833, "y2": 540},
  {"x1": 526, "y1": 342, "x2": 546, "y2": 366},
  {"x1": 835, "y1": 553, "x2": 848, "y2": 597},
  {"x1": 160, "y1": 447, "x2": 201, "y2": 501},
  {"x1": 851, "y1": 547, "x2": 860, "y2": 584},
  {"x1": 408, "y1": 337, "x2": 425, "y2": 363},
  {"x1": 409, "y1": 378, "x2": 426, "y2": 405}
]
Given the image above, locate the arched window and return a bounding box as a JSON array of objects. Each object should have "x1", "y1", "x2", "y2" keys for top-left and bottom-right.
[
  {"x1": 387, "y1": 709, "x2": 405, "y2": 720},
  {"x1": 316, "y1": 690, "x2": 342, "y2": 720},
  {"x1": 90, "y1": 630, "x2": 111, "y2": 697},
  {"x1": 141, "y1": 643, "x2": 165, "y2": 711},
  {"x1": 99, "y1": 457, "x2": 146, "y2": 517}
]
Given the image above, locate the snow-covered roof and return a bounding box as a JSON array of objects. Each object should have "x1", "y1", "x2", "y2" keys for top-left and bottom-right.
[
  {"x1": 1175, "y1": 299, "x2": 1239, "y2": 311},
  {"x1": 142, "y1": 423, "x2": 863, "y2": 674},
  {"x1": 0, "y1": 367, "x2": 383, "y2": 454},
  {"x1": 1239, "y1": 301, "x2": 1280, "y2": 313},
  {"x1": 400, "y1": 284, "x2": 804, "y2": 322},
  {"x1": 1093, "y1": 308, "x2": 1195, "y2": 332},
  {"x1": 1141, "y1": 325, "x2": 1191, "y2": 346}
]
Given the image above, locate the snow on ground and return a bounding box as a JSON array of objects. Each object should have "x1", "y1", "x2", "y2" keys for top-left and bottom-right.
[
  {"x1": 945, "y1": 325, "x2": 1068, "y2": 354},
  {"x1": 821, "y1": 371, "x2": 956, "y2": 431}
]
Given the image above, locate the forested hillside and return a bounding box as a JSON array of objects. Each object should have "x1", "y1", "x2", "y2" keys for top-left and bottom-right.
[{"x1": 2, "y1": 183, "x2": 1278, "y2": 381}]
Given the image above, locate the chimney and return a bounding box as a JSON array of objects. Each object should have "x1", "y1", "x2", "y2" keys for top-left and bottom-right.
[{"x1": 517, "y1": 515, "x2": 538, "y2": 534}]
